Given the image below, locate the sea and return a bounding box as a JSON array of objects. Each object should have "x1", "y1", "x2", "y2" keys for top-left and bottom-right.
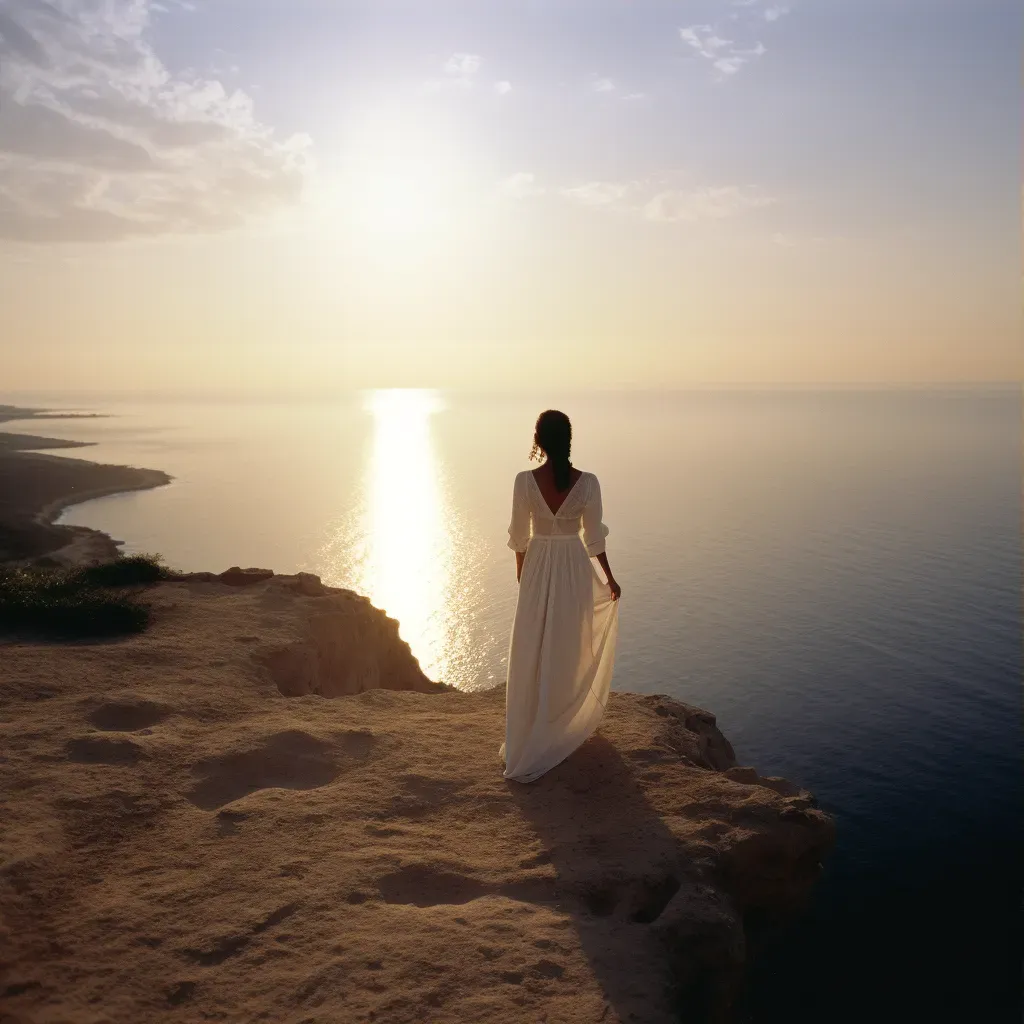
[{"x1": 2, "y1": 387, "x2": 1020, "y2": 1021}]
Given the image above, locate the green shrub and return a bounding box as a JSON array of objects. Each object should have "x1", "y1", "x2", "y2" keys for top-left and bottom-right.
[
  {"x1": 0, "y1": 553, "x2": 173, "y2": 638},
  {"x1": 71, "y1": 553, "x2": 175, "y2": 588}
]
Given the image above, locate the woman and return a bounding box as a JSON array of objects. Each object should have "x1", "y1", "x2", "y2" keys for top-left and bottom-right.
[{"x1": 502, "y1": 409, "x2": 621, "y2": 783}]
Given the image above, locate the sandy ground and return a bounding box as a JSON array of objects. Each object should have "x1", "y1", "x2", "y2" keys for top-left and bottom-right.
[{"x1": 0, "y1": 573, "x2": 834, "y2": 1023}]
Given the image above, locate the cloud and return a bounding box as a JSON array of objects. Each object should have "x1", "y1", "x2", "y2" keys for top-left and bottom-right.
[
  {"x1": 439, "y1": 52, "x2": 482, "y2": 88},
  {"x1": 498, "y1": 172, "x2": 543, "y2": 199},
  {"x1": 423, "y1": 52, "x2": 500, "y2": 93},
  {"x1": 731, "y1": 0, "x2": 793, "y2": 14},
  {"x1": 501, "y1": 174, "x2": 775, "y2": 226},
  {"x1": 679, "y1": 23, "x2": 767, "y2": 78},
  {"x1": 590, "y1": 76, "x2": 647, "y2": 99},
  {"x1": 643, "y1": 186, "x2": 776, "y2": 222},
  {"x1": 557, "y1": 177, "x2": 775, "y2": 222},
  {"x1": 0, "y1": 0, "x2": 312, "y2": 244},
  {"x1": 444, "y1": 52, "x2": 482, "y2": 77},
  {"x1": 562, "y1": 181, "x2": 633, "y2": 207},
  {"x1": 680, "y1": 1, "x2": 789, "y2": 80},
  {"x1": 679, "y1": 25, "x2": 732, "y2": 55}
]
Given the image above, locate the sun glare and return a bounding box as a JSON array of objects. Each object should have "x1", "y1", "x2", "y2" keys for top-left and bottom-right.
[
  {"x1": 319, "y1": 390, "x2": 494, "y2": 690},
  {"x1": 357, "y1": 389, "x2": 453, "y2": 681},
  {"x1": 348, "y1": 169, "x2": 451, "y2": 237},
  {"x1": 337, "y1": 107, "x2": 465, "y2": 243}
]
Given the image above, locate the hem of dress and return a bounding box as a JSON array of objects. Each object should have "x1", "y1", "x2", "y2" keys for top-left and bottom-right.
[
  {"x1": 503, "y1": 760, "x2": 563, "y2": 784},
  {"x1": 501, "y1": 693, "x2": 610, "y2": 784}
]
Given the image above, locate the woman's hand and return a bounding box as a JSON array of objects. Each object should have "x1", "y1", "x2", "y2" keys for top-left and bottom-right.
[{"x1": 595, "y1": 552, "x2": 620, "y2": 601}]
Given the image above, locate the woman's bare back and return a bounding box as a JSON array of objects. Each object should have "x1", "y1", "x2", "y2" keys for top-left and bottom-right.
[{"x1": 531, "y1": 464, "x2": 585, "y2": 516}]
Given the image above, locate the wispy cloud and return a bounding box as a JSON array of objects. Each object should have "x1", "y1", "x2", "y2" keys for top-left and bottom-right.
[
  {"x1": 731, "y1": 0, "x2": 791, "y2": 12},
  {"x1": 679, "y1": 24, "x2": 767, "y2": 78},
  {"x1": 508, "y1": 174, "x2": 776, "y2": 225},
  {"x1": 0, "y1": 0, "x2": 312, "y2": 244},
  {"x1": 427, "y1": 53, "x2": 511, "y2": 96},
  {"x1": 679, "y1": 25, "x2": 733, "y2": 55},
  {"x1": 443, "y1": 52, "x2": 482, "y2": 82},
  {"x1": 681, "y1": 1, "x2": 790, "y2": 79},
  {"x1": 498, "y1": 172, "x2": 543, "y2": 199},
  {"x1": 562, "y1": 181, "x2": 635, "y2": 206},
  {"x1": 589, "y1": 75, "x2": 648, "y2": 99},
  {"x1": 644, "y1": 186, "x2": 776, "y2": 222}
]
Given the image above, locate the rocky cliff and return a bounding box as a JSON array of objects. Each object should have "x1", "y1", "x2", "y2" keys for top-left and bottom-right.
[{"x1": 0, "y1": 571, "x2": 834, "y2": 1023}]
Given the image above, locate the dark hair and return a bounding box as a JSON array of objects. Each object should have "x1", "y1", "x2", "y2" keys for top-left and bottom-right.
[{"x1": 532, "y1": 409, "x2": 573, "y2": 491}]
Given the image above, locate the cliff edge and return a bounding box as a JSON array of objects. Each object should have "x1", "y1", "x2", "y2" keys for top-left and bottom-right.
[{"x1": 0, "y1": 572, "x2": 834, "y2": 1023}]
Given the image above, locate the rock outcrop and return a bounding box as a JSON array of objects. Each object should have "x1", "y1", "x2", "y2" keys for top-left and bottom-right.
[{"x1": 0, "y1": 572, "x2": 834, "y2": 1023}]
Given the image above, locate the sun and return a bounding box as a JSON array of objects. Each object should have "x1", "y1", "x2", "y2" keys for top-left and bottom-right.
[
  {"x1": 348, "y1": 168, "x2": 450, "y2": 237},
  {"x1": 335, "y1": 106, "x2": 465, "y2": 243}
]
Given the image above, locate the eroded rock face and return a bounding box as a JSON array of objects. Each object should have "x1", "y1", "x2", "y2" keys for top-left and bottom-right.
[
  {"x1": 174, "y1": 571, "x2": 442, "y2": 695},
  {"x1": 0, "y1": 573, "x2": 834, "y2": 1024},
  {"x1": 640, "y1": 694, "x2": 738, "y2": 771},
  {"x1": 258, "y1": 577, "x2": 442, "y2": 697}
]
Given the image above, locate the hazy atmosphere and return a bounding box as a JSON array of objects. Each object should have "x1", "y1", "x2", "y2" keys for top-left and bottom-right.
[
  {"x1": 1, "y1": 4, "x2": 1020, "y2": 1022},
  {"x1": 1, "y1": 0, "x2": 1020, "y2": 392}
]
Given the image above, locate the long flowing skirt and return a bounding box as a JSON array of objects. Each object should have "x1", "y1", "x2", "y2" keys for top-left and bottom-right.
[{"x1": 502, "y1": 535, "x2": 619, "y2": 783}]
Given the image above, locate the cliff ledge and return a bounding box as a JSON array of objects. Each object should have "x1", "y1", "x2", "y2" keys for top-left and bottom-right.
[{"x1": 0, "y1": 571, "x2": 834, "y2": 1023}]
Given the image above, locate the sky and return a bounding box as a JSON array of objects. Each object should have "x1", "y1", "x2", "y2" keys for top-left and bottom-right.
[{"x1": 0, "y1": 0, "x2": 1020, "y2": 393}]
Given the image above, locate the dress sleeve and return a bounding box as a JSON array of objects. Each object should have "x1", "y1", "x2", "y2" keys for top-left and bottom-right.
[
  {"x1": 581, "y1": 474, "x2": 609, "y2": 556},
  {"x1": 507, "y1": 472, "x2": 531, "y2": 552}
]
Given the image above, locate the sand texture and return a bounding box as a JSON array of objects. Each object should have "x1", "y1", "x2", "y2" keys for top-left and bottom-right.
[{"x1": 1, "y1": 573, "x2": 834, "y2": 1023}]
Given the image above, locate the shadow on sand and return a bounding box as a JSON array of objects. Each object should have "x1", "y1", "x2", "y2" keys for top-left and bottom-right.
[{"x1": 506, "y1": 735, "x2": 742, "y2": 1024}]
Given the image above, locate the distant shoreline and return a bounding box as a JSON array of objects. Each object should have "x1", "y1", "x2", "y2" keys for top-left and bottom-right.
[
  {"x1": 0, "y1": 405, "x2": 171, "y2": 567},
  {"x1": 33, "y1": 470, "x2": 171, "y2": 528}
]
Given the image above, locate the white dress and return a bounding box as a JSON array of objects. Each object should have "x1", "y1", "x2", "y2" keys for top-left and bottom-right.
[{"x1": 502, "y1": 470, "x2": 620, "y2": 783}]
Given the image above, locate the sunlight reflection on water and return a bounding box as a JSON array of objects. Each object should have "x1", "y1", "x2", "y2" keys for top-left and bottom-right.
[{"x1": 319, "y1": 389, "x2": 487, "y2": 688}]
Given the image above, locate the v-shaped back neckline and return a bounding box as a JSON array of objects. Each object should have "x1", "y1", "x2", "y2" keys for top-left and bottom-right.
[{"x1": 530, "y1": 469, "x2": 585, "y2": 517}]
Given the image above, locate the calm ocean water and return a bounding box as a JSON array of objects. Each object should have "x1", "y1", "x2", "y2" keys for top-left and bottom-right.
[{"x1": 3, "y1": 388, "x2": 1020, "y2": 1020}]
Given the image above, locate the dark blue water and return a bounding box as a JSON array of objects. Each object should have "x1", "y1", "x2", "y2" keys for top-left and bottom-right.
[{"x1": 603, "y1": 390, "x2": 1022, "y2": 1022}]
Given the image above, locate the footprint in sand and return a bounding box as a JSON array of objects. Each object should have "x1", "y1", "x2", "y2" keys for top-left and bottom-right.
[
  {"x1": 185, "y1": 730, "x2": 353, "y2": 811},
  {"x1": 376, "y1": 864, "x2": 492, "y2": 908},
  {"x1": 65, "y1": 735, "x2": 143, "y2": 764},
  {"x1": 87, "y1": 698, "x2": 172, "y2": 733}
]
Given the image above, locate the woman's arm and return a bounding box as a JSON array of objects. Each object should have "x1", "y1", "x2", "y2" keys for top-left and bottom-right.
[
  {"x1": 595, "y1": 552, "x2": 621, "y2": 600},
  {"x1": 582, "y1": 476, "x2": 620, "y2": 600},
  {"x1": 507, "y1": 473, "x2": 531, "y2": 579}
]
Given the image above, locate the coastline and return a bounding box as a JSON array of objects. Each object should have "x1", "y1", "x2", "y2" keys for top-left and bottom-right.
[
  {"x1": 0, "y1": 405, "x2": 172, "y2": 567},
  {"x1": 32, "y1": 460, "x2": 173, "y2": 526}
]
